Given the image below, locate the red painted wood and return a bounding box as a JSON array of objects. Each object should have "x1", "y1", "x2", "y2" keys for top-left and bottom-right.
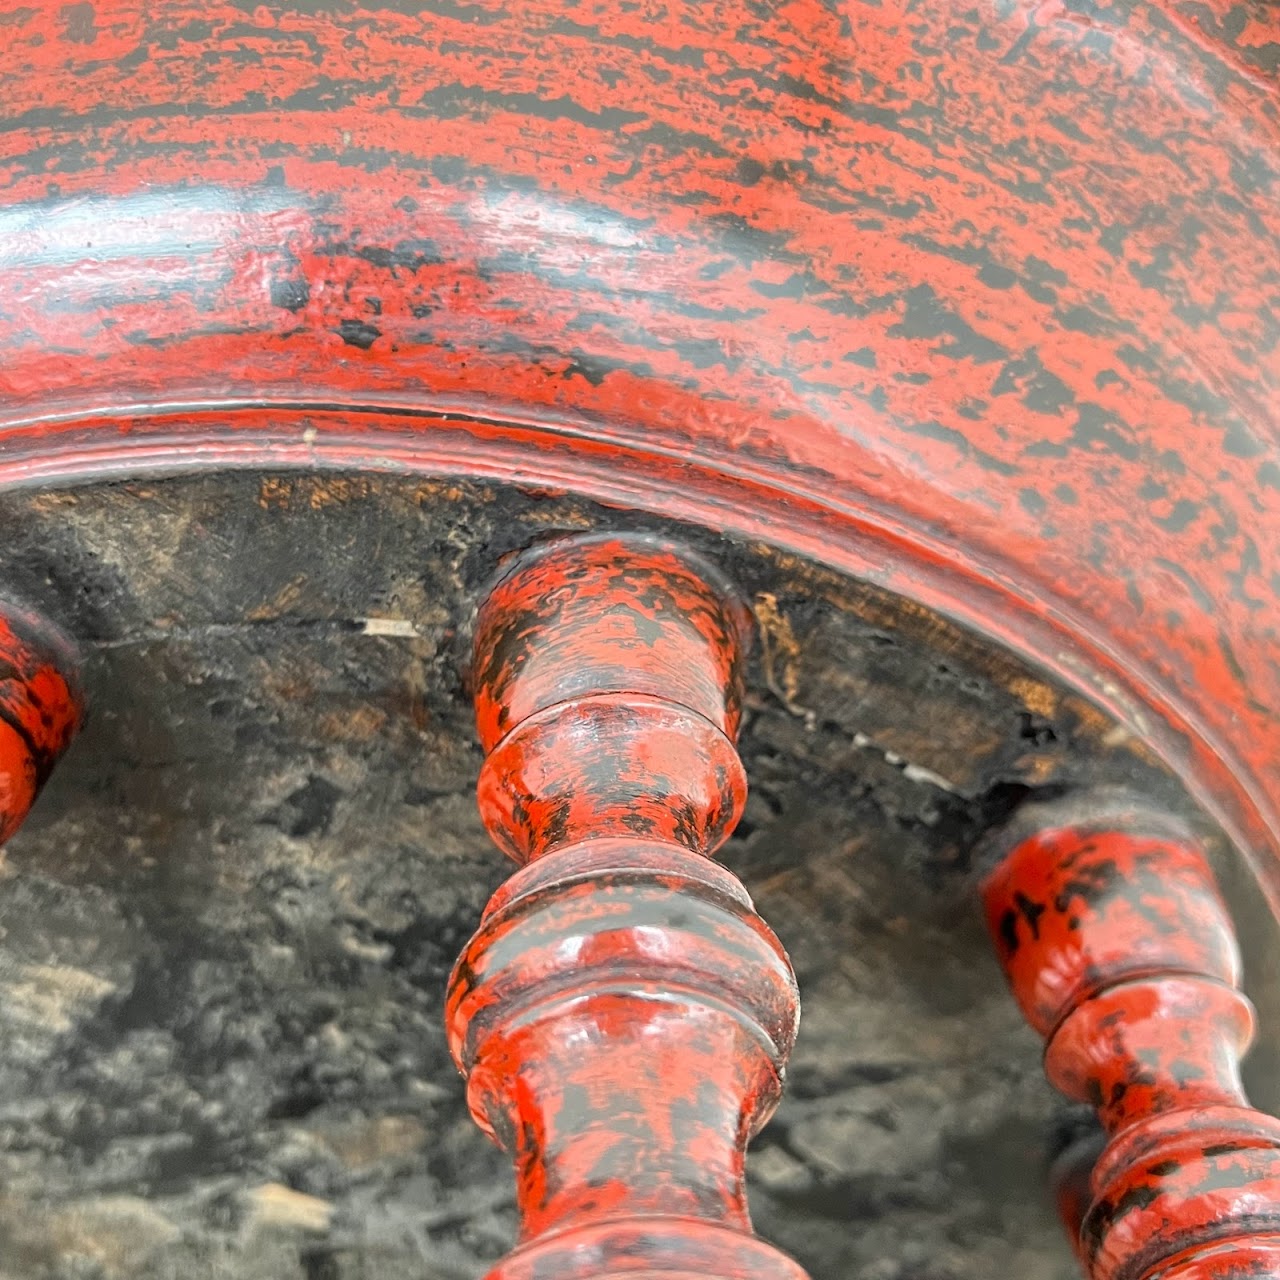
[
  {"x1": 446, "y1": 534, "x2": 807, "y2": 1280},
  {"x1": 0, "y1": 606, "x2": 83, "y2": 846},
  {"x1": 0, "y1": 0, "x2": 1277, "y2": 921},
  {"x1": 982, "y1": 798, "x2": 1280, "y2": 1280}
]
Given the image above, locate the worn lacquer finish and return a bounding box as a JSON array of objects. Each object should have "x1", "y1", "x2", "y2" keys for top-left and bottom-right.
[
  {"x1": 983, "y1": 799, "x2": 1280, "y2": 1280},
  {"x1": 0, "y1": 0, "x2": 1277, "y2": 913},
  {"x1": 0, "y1": 607, "x2": 83, "y2": 845},
  {"x1": 446, "y1": 534, "x2": 807, "y2": 1279}
]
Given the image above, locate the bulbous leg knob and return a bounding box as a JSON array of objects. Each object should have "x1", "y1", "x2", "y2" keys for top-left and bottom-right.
[
  {"x1": 0, "y1": 605, "x2": 82, "y2": 845},
  {"x1": 982, "y1": 794, "x2": 1280, "y2": 1280},
  {"x1": 446, "y1": 533, "x2": 808, "y2": 1280}
]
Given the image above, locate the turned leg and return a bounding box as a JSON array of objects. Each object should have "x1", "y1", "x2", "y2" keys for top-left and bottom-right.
[
  {"x1": 0, "y1": 605, "x2": 82, "y2": 844},
  {"x1": 445, "y1": 533, "x2": 808, "y2": 1280},
  {"x1": 982, "y1": 795, "x2": 1280, "y2": 1280}
]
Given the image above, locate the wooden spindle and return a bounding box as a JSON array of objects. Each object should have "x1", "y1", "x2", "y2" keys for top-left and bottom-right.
[
  {"x1": 982, "y1": 796, "x2": 1280, "y2": 1280},
  {"x1": 0, "y1": 605, "x2": 82, "y2": 845},
  {"x1": 446, "y1": 533, "x2": 808, "y2": 1280}
]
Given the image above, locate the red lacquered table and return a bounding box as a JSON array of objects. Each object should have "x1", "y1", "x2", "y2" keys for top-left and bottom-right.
[{"x1": 1, "y1": 3, "x2": 1277, "y2": 1277}]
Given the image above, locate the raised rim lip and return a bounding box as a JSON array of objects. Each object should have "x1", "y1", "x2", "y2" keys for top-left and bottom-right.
[{"x1": 2, "y1": 398, "x2": 1276, "y2": 920}]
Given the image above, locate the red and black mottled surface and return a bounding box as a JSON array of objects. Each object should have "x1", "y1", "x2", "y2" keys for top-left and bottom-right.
[
  {"x1": 983, "y1": 802, "x2": 1280, "y2": 1280},
  {"x1": 0, "y1": 608, "x2": 82, "y2": 845},
  {"x1": 450, "y1": 534, "x2": 805, "y2": 1277},
  {"x1": 0, "y1": 0, "x2": 1277, "y2": 920},
  {"x1": 470, "y1": 535, "x2": 751, "y2": 862}
]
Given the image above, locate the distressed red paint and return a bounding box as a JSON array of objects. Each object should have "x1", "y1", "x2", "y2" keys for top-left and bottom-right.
[
  {"x1": 0, "y1": 607, "x2": 83, "y2": 845},
  {"x1": 983, "y1": 799, "x2": 1280, "y2": 1280},
  {"x1": 0, "y1": 0, "x2": 1277, "y2": 922},
  {"x1": 446, "y1": 534, "x2": 806, "y2": 1279}
]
